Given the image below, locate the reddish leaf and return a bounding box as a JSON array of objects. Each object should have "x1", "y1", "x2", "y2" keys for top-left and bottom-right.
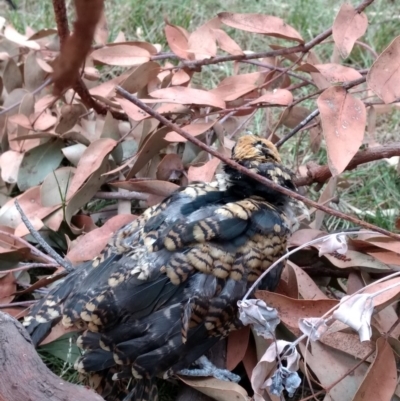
[
  {"x1": 188, "y1": 158, "x2": 221, "y2": 183},
  {"x1": 164, "y1": 23, "x2": 191, "y2": 60},
  {"x1": 210, "y1": 72, "x2": 266, "y2": 101},
  {"x1": 40, "y1": 322, "x2": 77, "y2": 346},
  {"x1": 353, "y1": 338, "x2": 397, "y2": 401},
  {"x1": 0, "y1": 273, "x2": 16, "y2": 304},
  {"x1": 117, "y1": 97, "x2": 151, "y2": 121},
  {"x1": 91, "y1": 44, "x2": 150, "y2": 66},
  {"x1": 367, "y1": 36, "x2": 400, "y2": 104},
  {"x1": 171, "y1": 69, "x2": 191, "y2": 86},
  {"x1": 150, "y1": 87, "x2": 226, "y2": 109},
  {"x1": 226, "y1": 326, "x2": 250, "y2": 371},
  {"x1": 67, "y1": 138, "x2": 117, "y2": 197},
  {"x1": 156, "y1": 154, "x2": 184, "y2": 181},
  {"x1": 66, "y1": 214, "x2": 137, "y2": 264},
  {"x1": 317, "y1": 86, "x2": 366, "y2": 176},
  {"x1": 112, "y1": 180, "x2": 179, "y2": 197},
  {"x1": 188, "y1": 18, "x2": 220, "y2": 60},
  {"x1": 218, "y1": 12, "x2": 304, "y2": 43},
  {"x1": 249, "y1": 89, "x2": 293, "y2": 106},
  {"x1": 212, "y1": 29, "x2": 243, "y2": 56},
  {"x1": 165, "y1": 120, "x2": 216, "y2": 142},
  {"x1": 332, "y1": 3, "x2": 368, "y2": 59},
  {"x1": 119, "y1": 61, "x2": 161, "y2": 94},
  {"x1": 304, "y1": 63, "x2": 363, "y2": 83}
]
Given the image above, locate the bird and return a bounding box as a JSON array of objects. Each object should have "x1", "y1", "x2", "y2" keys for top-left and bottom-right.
[{"x1": 23, "y1": 135, "x2": 305, "y2": 401}]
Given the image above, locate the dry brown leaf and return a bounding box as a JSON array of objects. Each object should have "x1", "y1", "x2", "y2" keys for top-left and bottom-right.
[
  {"x1": 112, "y1": 179, "x2": 179, "y2": 197},
  {"x1": 226, "y1": 326, "x2": 250, "y2": 371},
  {"x1": 210, "y1": 72, "x2": 266, "y2": 102},
  {"x1": 317, "y1": 86, "x2": 366, "y2": 176},
  {"x1": 164, "y1": 22, "x2": 191, "y2": 60},
  {"x1": 120, "y1": 61, "x2": 161, "y2": 94},
  {"x1": 4, "y1": 25, "x2": 40, "y2": 50},
  {"x1": 249, "y1": 89, "x2": 293, "y2": 106},
  {"x1": 332, "y1": 3, "x2": 368, "y2": 59},
  {"x1": 91, "y1": 44, "x2": 151, "y2": 66},
  {"x1": 67, "y1": 138, "x2": 117, "y2": 197},
  {"x1": 280, "y1": 106, "x2": 310, "y2": 129},
  {"x1": 116, "y1": 97, "x2": 151, "y2": 121},
  {"x1": 286, "y1": 261, "x2": 327, "y2": 300},
  {"x1": 367, "y1": 36, "x2": 400, "y2": 104},
  {"x1": 150, "y1": 87, "x2": 226, "y2": 109},
  {"x1": 311, "y1": 63, "x2": 363, "y2": 83},
  {"x1": 40, "y1": 322, "x2": 77, "y2": 346},
  {"x1": 156, "y1": 154, "x2": 184, "y2": 181},
  {"x1": 66, "y1": 214, "x2": 137, "y2": 264},
  {"x1": 212, "y1": 28, "x2": 244, "y2": 56},
  {"x1": 165, "y1": 120, "x2": 216, "y2": 142},
  {"x1": 55, "y1": 104, "x2": 86, "y2": 134},
  {"x1": 188, "y1": 158, "x2": 221, "y2": 183},
  {"x1": 179, "y1": 377, "x2": 250, "y2": 401},
  {"x1": 0, "y1": 273, "x2": 16, "y2": 304},
  {"x1": 0, "y1": 150, "x2": 24, "y2": 185},
  {"x1": 188, "y1": 18, "x2": 220, "y2": 60},
  {"x1": 171, "y1": 69, "x2": 191, "y2": 86},
  {"x1": 255, "y1": 290, "x2": 337, "y2": 335},
  {"x1": 353, "y1": 338, "x2": 397, "y2": 401},
  {"x1": 299, "y1": 340, "x2": 369, "y2": 400},
  {"x1": 32, "y1": 111, "x2": 58, "y2": 131},
  {"x1": 312, "y1": 177, "x2": 337, "y2": 229},
  {"x1": 218, "y1": 13, "x2": 304, "y2": 43}
]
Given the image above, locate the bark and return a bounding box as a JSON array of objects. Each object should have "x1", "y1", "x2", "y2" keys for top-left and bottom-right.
[{"x1": 0, "y1": 311, "x2": 104, "y2": 401}]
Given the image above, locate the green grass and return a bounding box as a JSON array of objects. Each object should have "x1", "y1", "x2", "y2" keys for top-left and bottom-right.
[{"x1": 3, "y1": 0, "x2": 400, "y2": 394}]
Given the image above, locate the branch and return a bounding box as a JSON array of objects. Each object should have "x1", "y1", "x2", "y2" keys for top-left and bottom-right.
[
  {"x1": 171, "y1": 0, "x2": 375, "y2": 70},
  {"x1": 14, "y1": 200, "x2": 73, "y2": 273},
  {"x1": 295, "y1": 143, "x2": 400, "y2": 187},
  {"x1": 0, "y1": 311, "x2": 105, "y2": 401},
  {"x1": 94, "y1": 191, "x2": 148, "y2": 201},
  {"x1": 115, "y1": 86, "x2": 400, "y2": 241}
]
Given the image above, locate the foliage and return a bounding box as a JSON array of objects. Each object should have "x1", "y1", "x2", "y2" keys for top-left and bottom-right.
[{"x1": 0, "y1": 0, "x2": 400, "y2": 400}]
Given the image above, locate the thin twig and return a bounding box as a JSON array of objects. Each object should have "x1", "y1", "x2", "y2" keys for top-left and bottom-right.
[
  {"x1": 94, "y1": 191, "x2": 148, "y2": 201},
  {"x1": 115, "y1": 87, "x2": 400, "y2": 240},
  {"x1": 0, "y1": 263, "x2": 59, "y2": 275},
  {"x1": 14, "y1": 200, "x2": 73, "y2": 273}
]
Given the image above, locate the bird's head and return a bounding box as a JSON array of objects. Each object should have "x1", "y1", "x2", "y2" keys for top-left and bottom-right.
[{"x1": 231, "y1": 135, "x2": 281, "y2": 165}]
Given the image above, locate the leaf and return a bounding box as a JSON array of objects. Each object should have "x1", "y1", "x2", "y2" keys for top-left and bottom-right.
[
  {"x1": 3, "y1": 58, "x2": 23, "y2": 93},
  {"x1": 188, "y1": 18, "x2": 219, "y2": 60},
  {"x1": 156, "y1": 154, "x2": 184, "y2": 181},
  {"x1": 212, "y1": 29, "x2": 244, "y2": 56},
  {"x1": 367, "y1": 36, "x2": 400, "y2": 104},
  {"x1": 179, "y1": 377, "x2": 250, "y2": 401},
  {"x1": 299, "y1": 341, "x2": 369, "y2": 400},
  {"x1": 24, "y1": 52, "x2": 47, "y2": 92},
  {"x1": 165, "y1": 120, "x2": 216, "y2": 142},
  {"x1": 188, "y1": 158, "x2": 221, "y2": 183},
  {"x1": 61, "y1": 144, "x2": 87, "y2": 166},
  {"x1": 255, "y1": 290, "x2": 337, "y2": 335},
  {"x1": 91, "y1": 44, "x2": 151, "y2": 66},
  {"x1": 310, "y1": 63, "x2": 363, "y2": 83},
  {"x1": 226, "y1": 326, "x2": 250, "y2": 371},
  {"x1": 39, "y1": 334, "x2": 81, "y2": 363},
  {"x1": 116, "y1": 97, "x2": 151, "y2": 121},
  {"x1": 67, "y1": 138, "x2": 117, "y2": 197},
  {"x1": 322, "y1": 250, "x2": 391, "y2": 272},
  {"x1": 0, "y1": 150, "x2": 24, "y2": 184},
  {"x1": 317, "y1": 86, "x2": 366, "y2": 176},
  {"x1": 119, "y1": 61, "x2": 161, "y2": 93},
  {"x1": 218, "y1": 13, "x2": 304, "y2": 43},
  {"x1": 249, "y1": 89, "x2": 293, "y2": 106},
  {"x1": 164, "y1": 22, "x2": 191, "y2": 60},
  {"x1": 17, "y1": 139, "x2": 64, "y2": 191},
  {"x1": 4, "y1": 25, "x2": 40, "y2": 50},
  {"x1": 0, "y1": 272, "x2": 16, "y2": 304},
  {"x1": 112, "y1": 180, "x2": 179, "y2": 197},
  {"x1": 210, "y1": 72, "x2": 266, "y2": 101},
  {"x1": 332, "y1": 3, "x2": 368, "y2": 59},
  {"x1": 40, "y1": 167, "x2": 75, "y2": 207},
  {"x1": 55, "y1": 104, "x2": 87, "y2": 134},
  {"x1": 353, "y1": 338, "x2": 397, "y2": 401},
  {"x1": 150, "y1": 87, "x2": 226, "y2": 109},
  {"x1": 311, "y1": 177, "x2": 337, "y2": 229},
  {"x1": 66, "y1": 214, "x2": 137, "y2": 264}
]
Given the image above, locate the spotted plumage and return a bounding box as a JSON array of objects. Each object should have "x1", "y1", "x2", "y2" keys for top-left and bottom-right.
[{"x1": 23, "y1": 135, "x2": 305, "y2": 401}]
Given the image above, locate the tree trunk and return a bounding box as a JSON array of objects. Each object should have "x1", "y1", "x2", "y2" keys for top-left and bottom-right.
[{"x1": 0, "y1": 311, "x2": 104, "y2": 401}]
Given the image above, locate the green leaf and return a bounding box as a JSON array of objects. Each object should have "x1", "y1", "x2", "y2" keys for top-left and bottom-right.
[
  {"x1": 17, "y1": 139, "x2": 65, "y2": 191},
  {"x1": 39, "y1": 333, "x2": 81, "y2": 364}
]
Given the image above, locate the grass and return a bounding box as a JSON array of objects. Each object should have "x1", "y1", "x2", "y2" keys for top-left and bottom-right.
[{"x1": 2, "y1": 0, "x2": 400, "y2": 395}]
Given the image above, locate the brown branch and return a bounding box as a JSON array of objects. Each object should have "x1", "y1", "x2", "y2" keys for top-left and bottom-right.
[
  {"x1": 115, "y1": 86, "x2": 400, "y2": 241},
  {"x1": 295, "y1": 143, "x2": 400, "y2": 187},
  {"x1": 175, "y1": 0, "x2": 374, "y2": 70},
  {"x1": 0, "y1": 311, "x2": 105, "y2": 401}
]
